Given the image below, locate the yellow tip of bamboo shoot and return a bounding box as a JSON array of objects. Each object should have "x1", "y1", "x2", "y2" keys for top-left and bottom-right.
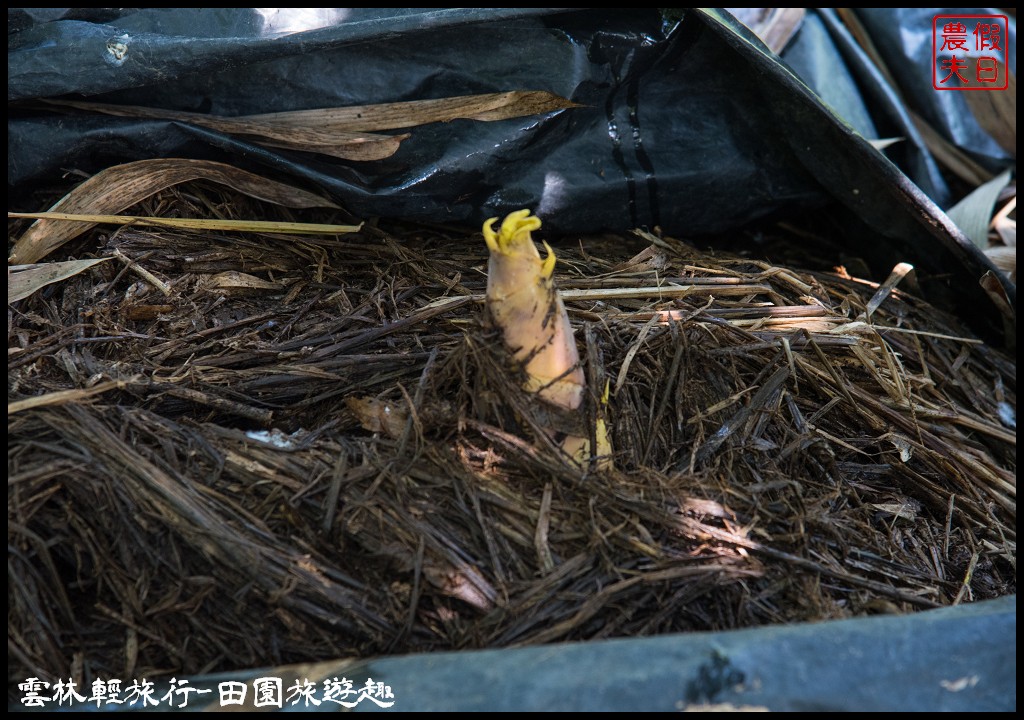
[
  {"x1": 541, "y1": 241, "x2": 557, "y2": 280},
  {"x1": 483, "y1": 210, "x2": 582, "y2": 407}
]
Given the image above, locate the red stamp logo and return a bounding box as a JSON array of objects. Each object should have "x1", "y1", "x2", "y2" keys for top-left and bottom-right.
[{"x1": 932, "y1": 14, "x2": 1009, "y2": 90}]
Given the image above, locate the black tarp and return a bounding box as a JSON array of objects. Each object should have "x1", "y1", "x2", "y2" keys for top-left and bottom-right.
[
  {"x1": 8, "y1": 8, "x2": 1016, "y2": 340},
  {"x1": 10, "y1": 596, "x2": 1017, "y2": 711}
]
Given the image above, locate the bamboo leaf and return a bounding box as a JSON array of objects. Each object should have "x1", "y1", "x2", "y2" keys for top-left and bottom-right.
[
  {"x1": 205, "y1": 271, "x2": 285, "y2": 292},
  {"x1": 44, "y1": 91, "x2": 577, "y2": 157},
  {"x1": 44, "y1": 99, "x2": 408, "y2": 161},
  {"x1": 728, "y1": 8, "x2": 805, "y2": 54},
  {"x1": 8, "y1": 257, "x2": 113, "y2": 303},
  {"x1": 9, "y1": 159, "x2": 342, "y2": 264},
  {"x1": 992, "y1": 194, "x2": 1015, "y2": 247},
  {"x1": 10, "y1": 212, "x2": 361, "y2": 236},
  {"x1": 984, "y1": 245, "x2": 1015, "y2": 282},
  {"x1": 239, "y1": 90, "x2": 581, "y2": 131},
  {"x1": 345, "y1": 396, "x2": 408, "y2": 437},
  {"x1": 946, "y1": 168, "x2": 1013, "y2": 250},
  {"x1": 867, "y1": 137, "x2": 904, "y2": 151},
  {"x1": 909, "y1": 111, "x2": 994, "y2": 186}
]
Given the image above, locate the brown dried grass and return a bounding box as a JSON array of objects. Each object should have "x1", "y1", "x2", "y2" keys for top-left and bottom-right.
[{"x1": 8, "y1": 181, "x2": 1015, "y2": 693}]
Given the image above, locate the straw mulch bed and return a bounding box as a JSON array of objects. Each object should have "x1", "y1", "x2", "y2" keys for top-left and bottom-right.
[{"x1": 8, "y1": 183, "x2": 1016, "y2": 689}]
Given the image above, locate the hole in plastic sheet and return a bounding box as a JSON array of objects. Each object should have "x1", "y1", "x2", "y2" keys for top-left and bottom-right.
[{"x1": 105, "y1": 34, "x2": 130, "y2": 65}]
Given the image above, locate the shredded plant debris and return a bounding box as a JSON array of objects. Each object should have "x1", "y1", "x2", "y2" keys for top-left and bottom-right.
[{"x1": 8, "y1": 181, "x2": 1016, "y2": 694}]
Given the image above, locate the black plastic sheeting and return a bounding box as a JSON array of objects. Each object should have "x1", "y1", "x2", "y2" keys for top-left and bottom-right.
[
  {"x1": 7, "y1": 8, "x2": 1016, "y2": 341},
  {"x1": 266, "y1": 595, "x2": 1017, "y2": 711},
  {"x1": 12, "y1": 596, "x2": 1014, "y2": 711},
  {"x1": 857, "y1": 8, "x2": 1016, "y2": 170}
]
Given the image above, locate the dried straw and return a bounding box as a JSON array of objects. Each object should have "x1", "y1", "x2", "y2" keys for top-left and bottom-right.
[{"x1": 8, "y1": 182, "x2": 1015, "y2": 693}]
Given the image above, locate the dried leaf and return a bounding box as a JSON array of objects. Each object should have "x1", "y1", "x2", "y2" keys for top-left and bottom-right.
[
  {"x1": 421, "y1": 559, "x2": 497, "y2": 612},
  {"x1": 909, "y1": 111, "x2": 993, "y2": 186},
  {"x1": 727, "y1": 8, "x2": 805, "y2": 54},
  {"x1": 835, "y1": 8, "x2": 901, "y2": 92},
  {"x1": 124, "y1": 304, "x2": 176, "y2": 321},
  {"x1": 984, "y1": 245, "x2": 1016, "y2": 282},
  {"x1": 867, "y1": 137, "x2": 904, "y2": 151},
  {"x1": 8, "y1": 257, "x2": 112, "y2": 303},
  {"x1": 946, "y1": 168, "x2": 1013, "y2": 250},
  {"x1": 205, "y1": 271, "x2": 284, "y2": 292},
  {"x1": 870, "y1": 499, "x2": 921, "y2": 522},
  {"x1": 345, "y1": 396, "x2": 408, "y2": 437},
  {"x1": 10, "y1": 211, "x2": 361, "y2": 236},
  {"x1": 45, "y1": 91, "x2": 577, "y2": 158},
  {"x1": 44, "y1": 99, "x2": 408, "y2": 161},
  {"x1": 9, "y1": 159, "x2": 341, "y2": 265},
  {"x1": 888, "y1": 435, "x2": 913, "y2": 462},
  {"x1": 979, "y1": 270, "x2": 1015, "y2": 322},
  {"x1": 240, "y1": 90, "x2": 581, "y2": 132},
  {"x1": 992, "y1": 196, "x2": 1016, "y2": 247},
  {"x1": 994, "y1": 219, "x2": 1016, "y2": 247}
]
